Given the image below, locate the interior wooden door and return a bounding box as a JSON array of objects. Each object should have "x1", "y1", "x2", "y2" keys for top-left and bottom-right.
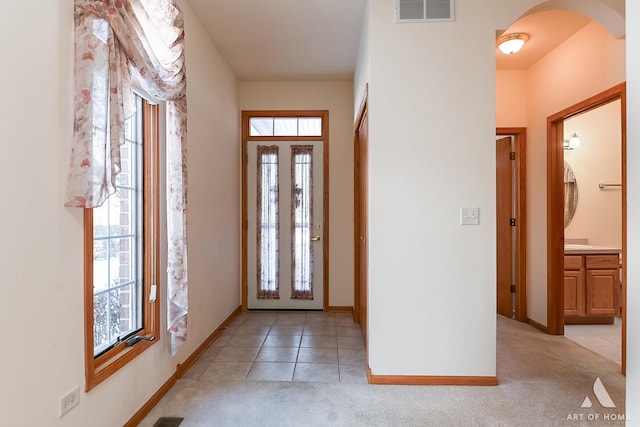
[
  {"x1": 354, "y1": 103, "x2": 369, "y2": 338},
  {"x1": 496, "y1": 136, "x2": 514, "y2": 318}
]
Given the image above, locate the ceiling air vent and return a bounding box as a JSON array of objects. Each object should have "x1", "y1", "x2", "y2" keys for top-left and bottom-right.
[{"x1": 396, "y1": 0, "x2": 454, "y2": 23}]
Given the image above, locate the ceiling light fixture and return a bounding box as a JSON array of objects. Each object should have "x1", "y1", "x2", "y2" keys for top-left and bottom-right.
[
  {"x1": 497, "y1": 33, "x2": 529, "y2": 55},
  {"x1": 563, "y1": 133, "x2": 581, "y2": 150}
]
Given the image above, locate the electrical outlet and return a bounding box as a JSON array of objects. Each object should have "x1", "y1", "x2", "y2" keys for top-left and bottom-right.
[
  {"x1": 460, "y1": 207, "x2": 479, "y2": 225},
  {"x1": 59, "y1": 386, "x2": 80, "y2": 418}
]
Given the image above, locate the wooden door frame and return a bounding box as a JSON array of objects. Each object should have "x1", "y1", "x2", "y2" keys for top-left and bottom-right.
[
  {"x1": 546, "y1": 82, "x2": 626, "y2": 374},
  {"x1": 241, "y1": 110, "x2": 330, "y2": 311},
  {"x1": 354, "y1": 85, "x2": 368, "y2": 332},
  {"x1": 496, "y1": 128, "x2": 527, "y2": 322}
]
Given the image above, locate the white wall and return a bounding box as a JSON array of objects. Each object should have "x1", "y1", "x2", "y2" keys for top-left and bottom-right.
[
  {"x1": 564, "y1": 100, "x2": 622, "y2": 248},
  {"x1": 178, "y1": 0, "x2": 241, "y2": 358},
  {"x1": 354, "y1": 1, "x2": 371, "y2": 116},
  {"x1": 626, "y1": 0, "x2": 640, "y2": 421},
  {"x1": 0, "y1": 1, "x2": 240, "y2": 425},
  {"x1": 239, "y1": 82, "x2": 355, "y2": 307},
  {"x1": 365, "y1": 0, "x2": 503, "y2": 376}
]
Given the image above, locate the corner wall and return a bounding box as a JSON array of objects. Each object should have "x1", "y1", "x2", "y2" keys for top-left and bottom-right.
[
  {"x1": 239, "y1": 81, "x2": 355, "y2": 308},
  {"x1": 626, "y1": 0, "x2": 640, "y2": 420},
  {"x1": 0, "y1": 1, "x2": 241, "y2": 425},
  {"x1": 354, "y1": 1, "x2": 371, "y2": 115},
  {"x1": 365, "y1": 0, "x2": 501, "y2": 376}
]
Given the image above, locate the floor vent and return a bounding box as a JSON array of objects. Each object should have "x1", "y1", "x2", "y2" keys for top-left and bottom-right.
[
  {"x1": 153, "y1": 417, "x2": 184, "y2": 427},
  {"x1": 397, "y1": 0, "x2": 454, "y2": 23}
]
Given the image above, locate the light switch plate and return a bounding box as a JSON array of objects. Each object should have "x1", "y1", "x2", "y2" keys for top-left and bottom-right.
[{"x1": 460, "y1": 207, "x2": 479, "y2": 225}]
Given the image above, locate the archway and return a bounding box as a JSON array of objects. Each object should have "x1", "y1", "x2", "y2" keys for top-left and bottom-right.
[{"x1": 497, "y1": 0, "x2": 626, "y2": 374}]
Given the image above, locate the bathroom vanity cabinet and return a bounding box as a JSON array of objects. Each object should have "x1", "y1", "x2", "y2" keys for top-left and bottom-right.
[{"x1": 564, "y1": 247, "x2": 620, "y2": 324}]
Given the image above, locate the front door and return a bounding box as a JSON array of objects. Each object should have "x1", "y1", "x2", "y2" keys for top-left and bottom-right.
[{"x1": 246, "y1": 141, "x2": 324, "y2": 309}]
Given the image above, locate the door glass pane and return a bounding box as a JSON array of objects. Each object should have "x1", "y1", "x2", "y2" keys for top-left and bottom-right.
[
  {"x1": 291, "y1": 145, "x2": 314, "y2": 299},
  {"x1": 257, "y1": 145, "x2": 280, "y2": 299}
]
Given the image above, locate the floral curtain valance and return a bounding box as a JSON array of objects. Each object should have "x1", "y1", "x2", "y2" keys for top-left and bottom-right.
[{"x1": 66, "y1": 0, "x2": 189, "y2": 356}]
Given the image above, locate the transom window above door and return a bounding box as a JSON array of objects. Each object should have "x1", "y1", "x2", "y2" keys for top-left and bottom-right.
[{"x1": 250, "y1": 116, "x2": 322, "y2": 137}]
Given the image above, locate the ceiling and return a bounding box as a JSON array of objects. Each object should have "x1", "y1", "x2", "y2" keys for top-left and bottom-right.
[
  {"x1": 183, "y1": 1, "x2": 592, "y2": 80},
  {"x1": 183, "y1": 0, "x2": 367, "y2": 81},
  {"x1": 496, "y1": 10, "x2": 591, "y2": 70}
]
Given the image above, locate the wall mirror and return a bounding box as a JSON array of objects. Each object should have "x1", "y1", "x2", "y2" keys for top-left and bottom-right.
[{"x1": 564, "y1": 161, "x2": 578, "y2": 228}]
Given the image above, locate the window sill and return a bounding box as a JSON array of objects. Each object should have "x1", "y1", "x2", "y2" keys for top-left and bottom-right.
[{"x1": 86, "y1": 334, "x2": 158, "y2": 392}]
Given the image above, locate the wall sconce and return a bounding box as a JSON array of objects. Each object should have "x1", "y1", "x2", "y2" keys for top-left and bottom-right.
[
  {"x1": 497, "y1": 33, "x2": 529, "y2": 54},
  {"x1": 563, "y1": 133, "x2": 581, "y2": 150}
]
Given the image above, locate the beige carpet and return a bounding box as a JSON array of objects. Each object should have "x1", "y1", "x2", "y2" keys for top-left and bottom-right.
[{"x1": 139, "y1": 316, "x2": 626, "y2": 426}]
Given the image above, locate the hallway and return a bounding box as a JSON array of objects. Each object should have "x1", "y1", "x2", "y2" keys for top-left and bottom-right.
[{"x1": 176, "y1": 311, "x2": 367, "y2": 384}]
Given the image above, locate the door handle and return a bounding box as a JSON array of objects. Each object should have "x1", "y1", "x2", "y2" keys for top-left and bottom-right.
[{"x1": 311, "y1": 236, "x2": 321, "y2": 241}]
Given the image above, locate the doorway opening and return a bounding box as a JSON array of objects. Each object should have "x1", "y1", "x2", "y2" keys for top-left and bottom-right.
[
  {"x1": 496, "y1": 128, "x2": 527, "y2": 322},
  {"x1": 546, "y1": 83, "x2": 627, "y2": 374}
]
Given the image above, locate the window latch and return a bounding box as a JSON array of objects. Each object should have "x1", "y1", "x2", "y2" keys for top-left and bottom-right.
[
  {"x1": 149, "y1": 284, "x2": 157, "y2": 302},
  {"x1": 124, "y1": 335, "x2": 155, "y2": 347}
]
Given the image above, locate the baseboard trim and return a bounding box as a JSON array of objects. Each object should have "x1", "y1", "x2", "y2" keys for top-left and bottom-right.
[
  {"x1": 367, "y1": 369, "x2": 498, "y2": 386},
  {"x1": 177, "y1": 306, "x2": 243, "y2": 377},
  {"x1": 123, "y1": 371, "x2": 179, "y2": 427},
  {"x1": 124, "y1": 305, "x2": 242, "y2": 427},
  {"x1": 527, "y1": 317, "x2": 548, "y2": 334},
  {"x1": 326, "y1": 306, "x2": 353, "y2": 313}
]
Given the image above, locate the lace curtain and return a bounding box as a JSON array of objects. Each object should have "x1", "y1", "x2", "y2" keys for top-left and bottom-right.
[
  {"x1": 257, "y1": 145, "x2": 280, "y2": 299},
  {"x1": 290, "y1": 145, "x2": 314, "y2": 300},
  {"x1": 66, "y1": 0, "x2": 188, "y2": 356}
]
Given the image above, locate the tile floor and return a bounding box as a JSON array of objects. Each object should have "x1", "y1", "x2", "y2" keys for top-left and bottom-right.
[
  {"x1": 564, "y1": 316, "x2": 622, "y2": 364},
  {"x1": 182, "y1": 311, "x2": 368, "y2": 384}
]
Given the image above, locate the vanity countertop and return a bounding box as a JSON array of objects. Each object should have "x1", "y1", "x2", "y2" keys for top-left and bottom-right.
[{"x1": 564, "y1": 244, "x2": 621, "y2": 255}]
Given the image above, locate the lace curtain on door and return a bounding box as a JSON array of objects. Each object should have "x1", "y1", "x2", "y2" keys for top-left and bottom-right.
[
  {"x1": 257, "y1": 145, "x2": 280, "y2": 299},
  {"x1": 291, "y1": 145, "x2": 314, "y2": 300}
]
